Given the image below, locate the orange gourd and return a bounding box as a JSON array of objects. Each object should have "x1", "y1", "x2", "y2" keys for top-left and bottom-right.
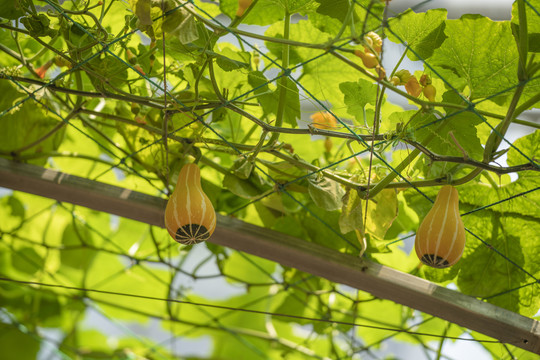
[
  {"x1": 165, "y1": 163, "x2": 216, "y2": 245},
  {"x1": 310, "y1": 111, "x2": 337, "y2": 129},
  {"x1": 414, "y1": 185, "x2": 466, "y2": 268},
  {"x1": 236, "y1": 0, "x2": 252, "y2": 17},
  {"x1": 354, "y1": 49, "x2": 379, "y2": 69}
]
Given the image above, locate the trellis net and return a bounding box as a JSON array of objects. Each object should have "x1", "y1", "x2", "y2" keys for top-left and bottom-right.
[{"x1": 0, "y1": 0, "x2": 539, "y2": 359}]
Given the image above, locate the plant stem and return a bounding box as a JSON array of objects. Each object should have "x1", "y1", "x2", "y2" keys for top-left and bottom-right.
[
  {"x1": 266, "y1": 11, "x2": 291, "y2": 148},
  {"x1": 331, "y1": 0, "x2": 355, "y2": 44},
  {"x1": 363, "y1": 118, "x2": 449, "y2": 199},
  {"x1": 390, "y1": 47, "x2": 408, "y2": 78},
  {"x1": 514, "y1": 91, "x2": 540, "y2": 117},
  {"x1": 513, "y1": 118, "x2": 540, "y2": 129},
  {"x1": 482, "y1": 84, "x2": 525, "y2": 162},
  {"x1": 517, "y1": 0, "x2": 528, "y2": 81}
]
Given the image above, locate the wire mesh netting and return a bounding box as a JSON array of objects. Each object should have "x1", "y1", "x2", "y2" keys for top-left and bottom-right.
[{"x1": 0, "y1": 0, "x2": 539, "y2": 359}]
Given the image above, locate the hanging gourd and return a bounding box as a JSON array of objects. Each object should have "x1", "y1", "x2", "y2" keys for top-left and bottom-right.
[
  {"x1": 164, "y1": 163, "x2": 216, "y2": 245},
  {"x1": 414, "y1": 185, "x2": 466, "y2": 268}
]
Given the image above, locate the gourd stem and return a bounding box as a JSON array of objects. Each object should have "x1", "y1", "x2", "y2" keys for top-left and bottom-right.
[{"x1": 389, "y1": 47, "x2": 408, "y2": 78}]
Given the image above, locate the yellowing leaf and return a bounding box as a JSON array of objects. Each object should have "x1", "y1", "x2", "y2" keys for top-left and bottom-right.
[
  {"x1": 365, "y1": 189, "x2": 398, "y2": 239},
  {"x1": 339, "y1": 188, "x2": 363, "y2": 234}
]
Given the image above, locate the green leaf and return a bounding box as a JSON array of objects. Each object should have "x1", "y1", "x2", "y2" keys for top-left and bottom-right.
[
  {"x1": 88, "y1": 55, "x2": 129, "y2": 91},
  {"x1": 215, "y1": 47, "x2": 251, "y2": 72},
  {"x1": 0, "y1": 0, "x2": 25, "y2": 20},
  {"x1": 231, "y1": 156, "x2": 255, "y2": 179},
  {"x1": 0, "y1": 81, "x2": 64, "y2": 165},
  {"x1": 0, "y1": 195, "x2": 25, "y2": 233},
  {"x1": 0, "y1": 323, "x2": 40, "y2": 360},
  {"x1": 220, "y1": 0, "x2": 284, "y2": 25},
  {"x1": 310, "y1": 0, "x2": 382, "y2": 36},
  {"x1": 60, "y1": 221, "x2": 98, "y2": 270},
  {"x1": 273, "y1": 0, "x2": 318, "y2": 14},
  {"x1": 507, "y1": 129, "x2": 539, "y2": 169},
  {"x1": 272, "y1": 268, "x2": 332, "y2": 324},
  {"x1": 267, "y1": 160, "x2": 309, "y2": 183},
  {"x1": 223, "y1": 171, "x2": 270, "y2": 199},
  {"x1": 11, "y1": 247, "x2": 44, "y2": 275},
  {"x1": 271, "y1": 215, "x2": 307, "y2": 238},
  {"x1": 431, "y1": 15, "x2": 519, "y2": 100},
  {"x1": 264, "y1": 19, "x2": 323, "y2": 60},
  {"x1": 301, "y1": 203, "x2": 356, "y2": 252},
  {"x1": 307, "y1": 175, "x2": 344, "y2": 211},
  {"x1": 223, "y1": 252, "x2": 276, "y2": 284},
  {"x1": 339, "y1": 79, "x2": 378, "y2": 122},
  {"x1": 457, "y1": 211, "x2": 540, "y2": 316},
  {"x1": 314, "y1": 0, "x2": 350, "y2": 22},
  {"x1": 247, "y1": 71, "x2": 300, "y2": 127},
  {"x1": 128, "y1": 0, "x2": 152, "y2": 25},
  {"x1": 339, "y1": 188, "x2": 363, "y2": 234},
  {"x1": 387, "y1": 9, "x2": 447, "y2": 61},
  {"x1": 385, "y1": 191, "x2": 419, "y2": 239}
]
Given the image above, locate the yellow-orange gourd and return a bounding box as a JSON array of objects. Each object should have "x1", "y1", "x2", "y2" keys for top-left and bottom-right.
[
  {"x1": 165, "y1": 163, "x2": 216, "y2": 245},
  {"x1": 236, "y1": 0, "x2": 252, "y2": 17},
  {"x1": 414, "y1": 185, "x2": 466, "y2": 268}
]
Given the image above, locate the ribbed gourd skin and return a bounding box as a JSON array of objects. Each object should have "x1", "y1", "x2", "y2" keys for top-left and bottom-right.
[
  {"x1": 165, "y1": 164, "x2": 217, "y2": 245},
  {"x1": 414, "y1": 185, "x2": 466, "y2": 268}
]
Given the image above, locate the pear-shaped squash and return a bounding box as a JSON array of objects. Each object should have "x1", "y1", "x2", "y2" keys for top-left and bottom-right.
[
  {"x1": 165, "y1": 163, "x2": 216, "y2": 245},
  {"x1": 414, "y1": 185, "x2": 466, "y2": 268}
]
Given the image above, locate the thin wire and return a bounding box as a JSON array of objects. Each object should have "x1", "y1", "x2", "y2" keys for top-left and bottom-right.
[{"x1": 0, "y1": 276, "x2": 503, "y2": 344}]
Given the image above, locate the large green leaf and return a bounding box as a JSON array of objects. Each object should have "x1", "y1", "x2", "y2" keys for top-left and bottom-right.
[
  {"x1": 0, "y1": 81, "x2": 64, "y2": 165},
  {"x1": 0, "y1": 323, "x2": 41, "y2": 360},
  {"x1": 0, "y1": 0, "x2": 25, "y2": 20},
  {"x1": 11, "y1": 247, "x2": 44, "y2": 275},
  {"x1": 430, "y1": 15, "x2": 519, "y2": 100},
  {"x1": 60, "y1": 221, "x2": 98, "y2": 270},
  {"x1": 314, "y1": 0, "x2": 350, "y2": 22},
  {"x1": 0, "y1": 195, "x2": 25, "y2": 233},
  {"x1": 457, "y1": 211, "x2": 540, "y2": 316},
  {"x1": 339, "y1": 78, "x2": 378, "y2": 123},
  {"x1": 387, "y1": 9, "x2": 448, "y2": 61},
  {"x1": 307, "y1": 174, "x2": 345, "y2": 211},
  {"x1": 507, "y1": 129, "x2": 539, "y2": 171},
  {"x1": 223, "y1": 252, "x2": 276, "y2": 284}
]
